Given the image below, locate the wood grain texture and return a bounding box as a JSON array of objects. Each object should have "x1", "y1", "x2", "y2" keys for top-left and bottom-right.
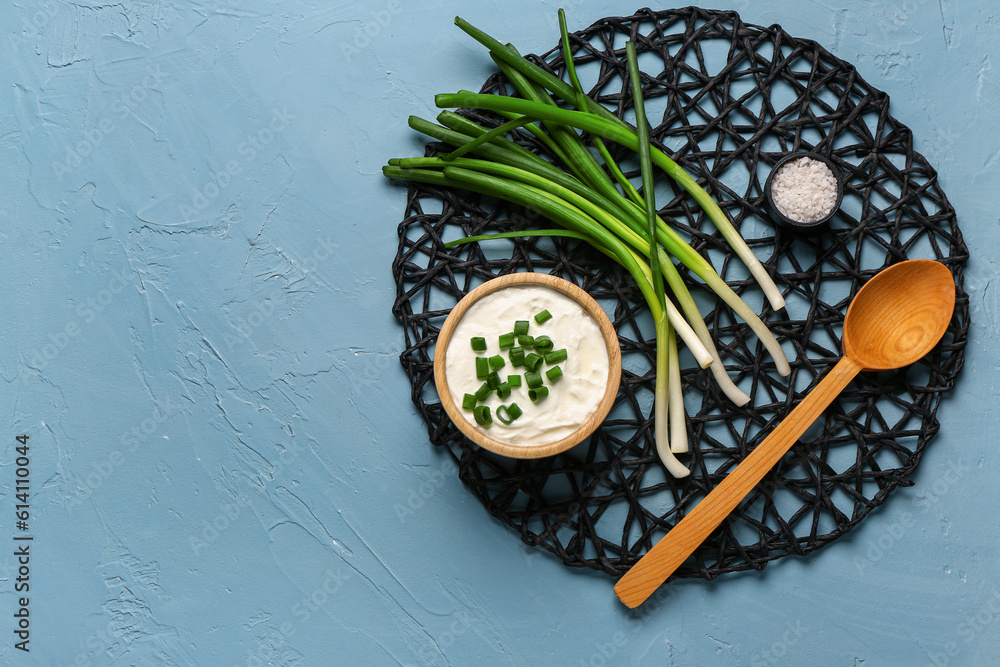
[
  {"x1": 434, "y1": 272, "x2": 622, "y2": 459},
  {"x1": 614, "y1": 259, "x2": 956, "y2": 608},
  {"x1": 614, "y1": 355, "x2": 863, "y2": 608}
]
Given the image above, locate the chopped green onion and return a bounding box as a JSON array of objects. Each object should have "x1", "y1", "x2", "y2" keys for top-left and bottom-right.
[
  {"x1": 462, "y1": 393, "x2": 477, "y2": 410},
  {"x1": 475, "y1": 382, "x2": 493, "y2": 401},
  {"x1": 543, "y1": 349, "x2": 567, "y2": 365},
  {"x1": 523, "y1": 352, "x2": 543, "y2": 371},
  {"x1": 489, "y1": 354, "x2": 505, "y2": 370},
  {"x1": 476, "y1": 356, "x2": 489, "y2": 379},
  {"x1": 509, "y1": 347, "x2": 525, "y2": 366},
  {"x1": 524, "y1": 370, "x2": 543, "y2": 388},
  {"x1": 471, "y1": 336, "x2": 487, "y2": 351},
  {"x1": 444, "y1": 228, "x2": 594, "y2": 249},
  {"x1": 513, "y1": 320, "x2": 529, "y2": 335},
  {"x1": 498, "y1": 332, "x2": 515, "y2": 349},
  {"x1": 533, "y1": 335, "x2": 553, "y2": 352},
  {"x1": 517, "y1": 334, "x2": 534, "y2": 348},
  {"x1": 534, "y1": 309, "x2": 552, "y2": 324},
  {"x1": 545, "y1": 366, "x2": 563, "y2": 383},
  {"x1": 496, "y1": 404, "x2": 520, "y2": 424},
  {"x1": 528, "y1": 386, "x2": 549, "y2": 402},
  {"x1": 454, "y1": 17, "x2": 625, "y2": 126},
  {"x1": 497, "y1": 381, "x2": 511, "y2": 399},
  {"x1": 486, "y1": 371, "x2": 501, "y2": 390},
  {"x1": 474, "y1": 405, "x2": 492, "y2": 425},
  {"x1": 507, "y1": 374, "x2": 522, "y2": 387}
]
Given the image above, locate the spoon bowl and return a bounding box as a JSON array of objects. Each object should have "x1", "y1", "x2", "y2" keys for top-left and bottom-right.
[
  {"x1": 614, "y1": 259, "x2": 956, "y2": 608},
  {"x1": 843, "y1": 259, "x2": 956, "y2": 370}
]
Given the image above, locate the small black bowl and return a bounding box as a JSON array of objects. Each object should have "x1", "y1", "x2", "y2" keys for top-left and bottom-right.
[{"x1": 764, "y1": 152, "x2": 845, "y2": 233}]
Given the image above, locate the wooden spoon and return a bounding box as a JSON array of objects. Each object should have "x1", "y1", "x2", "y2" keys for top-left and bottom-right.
[{"x1": 614, "y1": 259, "x2": 956, "y2": 608}]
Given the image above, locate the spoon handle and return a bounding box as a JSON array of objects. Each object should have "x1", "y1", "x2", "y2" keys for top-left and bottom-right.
[{"x1": 614, "y1": 355, "x2": 864, "y2": 608}]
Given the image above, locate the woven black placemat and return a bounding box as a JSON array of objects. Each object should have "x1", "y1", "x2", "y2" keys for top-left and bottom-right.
[{"x1": 391, "y1": 7, "x2": 969, "y2": 579}]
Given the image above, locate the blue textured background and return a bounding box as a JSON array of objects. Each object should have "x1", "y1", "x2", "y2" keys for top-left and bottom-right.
[{"x1": 1, "y1": 1, "x2": 996, "y2": 665}]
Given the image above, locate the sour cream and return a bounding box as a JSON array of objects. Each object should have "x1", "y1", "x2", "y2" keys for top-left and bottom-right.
[{"x1": 445, "y1": 285, "x2": 610, "y2": 446}]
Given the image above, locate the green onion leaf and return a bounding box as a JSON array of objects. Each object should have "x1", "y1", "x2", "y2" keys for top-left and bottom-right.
[
  {"x1": 498, "y1": 332, "x2": 515, "y2": 349},
  {"x1": 489, "y1": 354, "x2": 505, "y2": 370},
  {"x1": 545, "y1": 366, "x2": 563, "y2": 383},
  {"x1": 471, "y1": 336, "x2": 487, "y2": 351},
  {"x1": 534, "y1": 309, "x2": 552, "y2": 324},
  {"x1": 462, "y1": 393, "x2": 477, "y2": 410},
  {"x1": 444, "y1": 228, "x2": 596, "y2": 250},
  {"x1": 476, "y1": 356, "x2": 489, "y2": 379},
  {"x1": 513, "y1": 320, "x2": 530, "y2": 335},
  {"x1": 443, "y1": 115, "x2": 541, "y2": 161},
  {"x1": 507, "y1": 374, "x2": 522, "y2": 387},
  {"x1": 453, "y1": 17, "x2": 626, "y2": 127},
  {"x1": 533, "y1": 335, "x2": 553, "y2": 352}
]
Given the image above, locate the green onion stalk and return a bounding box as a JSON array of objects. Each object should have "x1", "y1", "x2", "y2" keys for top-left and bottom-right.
[{"x1": 627, "y1": 40, "x2": 688, "y2": 475}]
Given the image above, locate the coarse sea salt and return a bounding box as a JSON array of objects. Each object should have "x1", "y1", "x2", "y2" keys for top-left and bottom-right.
[{"x1": 770, "y1": 156, "x2": 839, "y2": 223}]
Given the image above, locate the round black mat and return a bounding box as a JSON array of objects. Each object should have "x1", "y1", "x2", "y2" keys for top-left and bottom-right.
[{"x1": 391, "y1": 7, "x2": 969, "y2": 579}]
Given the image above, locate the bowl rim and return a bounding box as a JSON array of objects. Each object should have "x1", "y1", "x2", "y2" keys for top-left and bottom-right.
[
  {"x1": 764, "y1": 151, "x2": 845, "y2": 231},
  {"x1": 433, "y1": 272, "x2": 622, "y2": 459}
]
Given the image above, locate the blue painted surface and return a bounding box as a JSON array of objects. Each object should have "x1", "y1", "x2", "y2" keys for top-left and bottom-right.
[{"x1": 0, "y1": 1, "x2": 996, "y2": 665}]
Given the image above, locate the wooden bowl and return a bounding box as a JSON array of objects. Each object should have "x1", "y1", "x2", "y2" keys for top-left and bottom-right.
[{"x1": 434, "y1": 273, "x2": 622, "y2": 459}]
